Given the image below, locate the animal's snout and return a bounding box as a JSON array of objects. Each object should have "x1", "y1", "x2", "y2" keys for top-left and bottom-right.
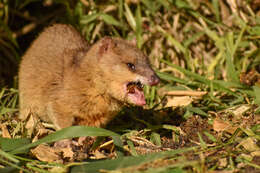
[{"x1": 149, "y1": 74, "x2": 160, "y2": 86}]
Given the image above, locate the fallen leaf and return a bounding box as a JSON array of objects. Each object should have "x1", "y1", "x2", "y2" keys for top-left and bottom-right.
[
  {"x1": 218, "y1": 158, "x2": 228, "y2": 168},
  {"x1": 32, "y1": 128, "x2": 52, "y2": 143},
  {"x1": 25, "y1": 114, "x2": 39, "y2": 129},
  {"x1": 237, "y1": 137, "x2": 260, "y2": 152},
  {"x1": 54, "y1": 139, "x2": 75, "y2": 148},
  {"x1": 208, "y1": 171, "x2": 233, "y2": 173},
  {"x1": 31, "y1": 144, "x2": 63, "y2": 163},
  {"x1": 251, "y1": 150, "x2": 260, "y2": 157},
  {"x1": 213, "y1": 118, "x2": 237, "y2": 133},
  {"x1": 220, "y1": 0, "x2": 232, "y2": 27},
  {"x1": 232, "y1": 105, "x2": 251, "y2": 119},
  {"x1": 60, "y1": 147, "x2": 74, "y2": 159},
  {"x1": 90, "y1": 150, "x2": 108, "y2": 159},
  {"x1": 25, "y1": 114, "x2": 40, "y2": 137},
  {"x1": 165, "y1": 96, "x2": 193, "y2": 107},
  {"x1": 0, "y1": 123, "x2": 11, "y2": 138}
]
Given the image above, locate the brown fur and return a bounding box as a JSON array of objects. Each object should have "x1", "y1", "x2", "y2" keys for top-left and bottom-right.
[{"x1": 19, "y1": 24, "x2": 159, "y2": 129}]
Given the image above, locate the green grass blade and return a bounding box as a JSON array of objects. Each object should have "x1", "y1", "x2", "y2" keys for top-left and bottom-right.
[
  {"x1": 156, "y1": 71, "x2": 189, "y2": 84},
  {"x1": 150, "y1": 132, "x2": 161, "y2": 146},
  {"x1": 187, "y1": 106, "x2": 208, "y2": 117},
  {"x1": 70, "y1": 147, "x2": 197, "y2": 173},
  {"x1": 80, "y1": 13, "x2": 100, "y2": 24},
  {"x1": 124, "y1": 3, "x2": 136, "y2": 31},
  {"x1": 0, "y1": 149, "x2": 20, "y2": 163},
  {"x1": 0, "y1": 157, "x2": 32, "y2": 173},
  {"x1": 135, "y1": 3, "x2": 142, "y2": 49},
  {"x1": 0, "y1": 138, "x2": 30, "y2": 153},
  {"x1": 10, "y1": 126, "x2": 121, "y2": 154},
  {"x1": 100, "y1": 13, "x2": 122, "y2": 27},
  {"x1": 253, "y1": 86, "x2": 260, "y2": 106},
  {"x1": 156, "y1": 26, "x2": 186, "y2": 54},
  {"x1": 203, "y1": 131, "x2": 217, "y2": 143},
  {"x1": 212, "y1": 0, "x2": 220, "y2": 22},
  {"x1": 197, "y1": 132, "x2": 207, "y2": 148},
  {"x1": 161, "y1": 59, "x2": 239, "y2": 96}
]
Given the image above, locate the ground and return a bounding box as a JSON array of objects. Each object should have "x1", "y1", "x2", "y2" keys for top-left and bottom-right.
[{"x1": 0, "y1": 0, "x2": 260, "y2": 172}]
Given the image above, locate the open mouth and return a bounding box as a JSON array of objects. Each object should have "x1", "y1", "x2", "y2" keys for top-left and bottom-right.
[{"x1": 126, "y1": 81, "x2": 146, "y2": 106}]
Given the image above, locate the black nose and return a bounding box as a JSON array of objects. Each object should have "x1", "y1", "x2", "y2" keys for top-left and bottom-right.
[{"x1": 149, "y1": 74, "x2": 160, "y2": 86}]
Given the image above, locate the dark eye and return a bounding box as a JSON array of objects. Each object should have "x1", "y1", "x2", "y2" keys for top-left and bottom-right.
[{"x1": 127, "y1": 63, "x2": 135, "y2": 71}]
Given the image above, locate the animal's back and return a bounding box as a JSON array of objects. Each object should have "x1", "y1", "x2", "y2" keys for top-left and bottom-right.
[{"x1": 19, "y1": 24, "x2": 88, "y2": 120}]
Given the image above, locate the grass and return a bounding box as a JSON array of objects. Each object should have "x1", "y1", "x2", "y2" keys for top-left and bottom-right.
[{"x1": 0, "y1": 0, "x2": 260, "y2": 172}]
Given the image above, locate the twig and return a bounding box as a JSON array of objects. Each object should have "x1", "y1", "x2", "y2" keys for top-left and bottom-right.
[{"x1": 164, "y1": 90, "x2": 207, "y2": 97}]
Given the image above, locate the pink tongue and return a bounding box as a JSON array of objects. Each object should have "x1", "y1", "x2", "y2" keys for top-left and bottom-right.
[{"x1": 128, "y1": 87, "x2": 146, "y2": 106}]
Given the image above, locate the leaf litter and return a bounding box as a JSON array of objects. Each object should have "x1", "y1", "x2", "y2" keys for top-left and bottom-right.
[{"x1": 0, "y1": 0, "x2": 260, "y2": 172}]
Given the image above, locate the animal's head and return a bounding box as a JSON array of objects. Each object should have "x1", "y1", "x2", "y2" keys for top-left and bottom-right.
[{"x1": 87, "y1": 37, "x2": 160, "y2": 106}]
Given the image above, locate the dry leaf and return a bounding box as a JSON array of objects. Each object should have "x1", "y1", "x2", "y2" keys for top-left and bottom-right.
[
  {"x1": 218, "y1": 158, "x2": 228, "y2": 168},
  {"x1": 237, "y1": 137, "x2": 260, "y2": 152},
  {"x1": 0, "y1": 123, "x2": 11, "y2": 138},
  {"x1": 90, "y1": 150, "x2": 108, "y2": 159},
  {"x1": 251, "y1": 150, "x2": 260, "y2": 157},
  {"x1": 32, "y1": 128, "x2": 52, "y2": 143},
  {"x1": 25, "y1": 114, "x2": 39, "y2": 130},
  {"x1": 78, "y1": 136, "x2": 88, "y2": 146},
  {"x1": 213, "y1": 118, "x2": 237, "y2": 133},
  {"x1": 60, "y1": 147, "x2": 74, "y2": 159},
  {"x1": 208, "y1": 171, "x2": 233, "y2": 173},
  {"x1": 232, "y1": 105, "x2": 251, "y2": 119},
  {"x1": 25, "y1": 114, "x2": 40, "y2": 137},
  {"x1": 129, "y1": 136, "x2": 166, "y2": 155},
  {"x1": 31, "y1": 144, "x2": 63, "y2": 163},
  {"x1": 53, "y1": 139, "x2": 75, "y2": 148},
  {"x1": 165, "y1": 96, "x2": 193, "y2": 107},
  {"x1": 220, "y1": 0, "x2": 232, "y2": 27}
]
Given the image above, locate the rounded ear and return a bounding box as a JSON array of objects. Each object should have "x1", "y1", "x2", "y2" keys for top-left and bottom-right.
[{"x1": 98, "y1": 37, "x2": 115, "y2": 56}]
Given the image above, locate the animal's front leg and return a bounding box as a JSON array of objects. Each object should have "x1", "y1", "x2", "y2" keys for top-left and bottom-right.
[{"x1": 47, "y1": 102, "x2": 74, "y2": 130}]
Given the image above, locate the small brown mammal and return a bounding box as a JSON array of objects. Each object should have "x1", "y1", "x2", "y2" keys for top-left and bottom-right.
[{"x1": 19, "y1": 24, "x2": 159, "y2": 129}]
